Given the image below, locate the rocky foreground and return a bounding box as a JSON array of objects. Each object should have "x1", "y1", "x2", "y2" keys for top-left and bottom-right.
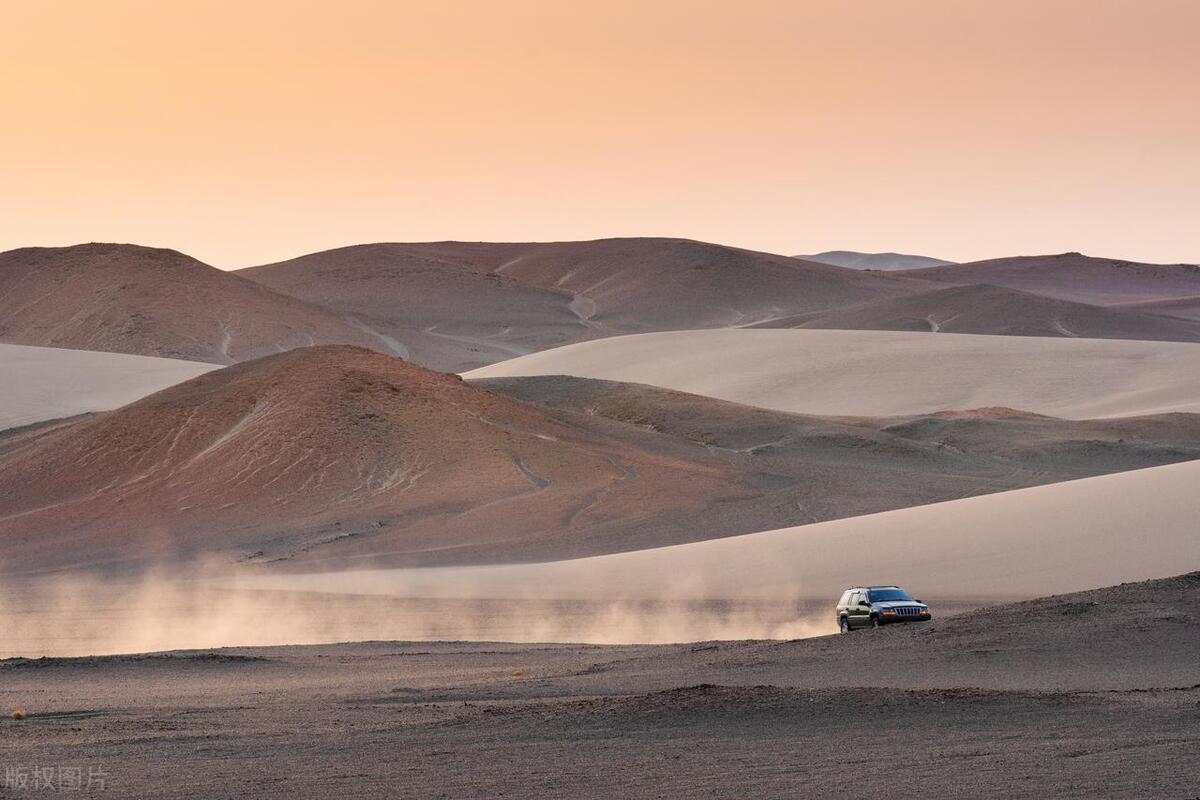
[{"x1": 2, "y1": 573, "x2": 1197, "y2": 799}]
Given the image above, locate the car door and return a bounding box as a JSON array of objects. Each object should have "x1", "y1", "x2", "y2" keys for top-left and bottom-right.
[
  {"x1": 848, "y1": 591, "x2": 868, "y2": 628},
  {"x1": 858, "y1": 590, "x2": 876, "y2": 626}
]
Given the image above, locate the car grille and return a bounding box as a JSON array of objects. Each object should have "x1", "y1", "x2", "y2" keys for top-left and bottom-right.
[{"x1": 895, "y1": 607, "x2": 924, "y2": 617}]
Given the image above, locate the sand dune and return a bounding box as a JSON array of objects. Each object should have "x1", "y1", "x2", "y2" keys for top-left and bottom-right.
[
  {"x1": 0, "y1": 346, "x2": 757, "y2": 575},
  {"x1": 270, "y1": 458, "x2": 1200, "y2": 604},
  {"x1": 793, "y1": 250, "x2": 954, "y2": 270},
  {"x1": 0, "y1": 343, "x2": 216, "y2": 431},
  {"x1": 897, "y1": 252, "x2": 1200, "y2": 305},
  {"x1": 11, "y1": 347, "x2": 1199, "y2": 574},
  {"x1": 776, "y1": 283, "x2": 1200, "y2": 343},
  {"x1": 239, "y1": 238, "x2": 933, "y2": 370},
  {"x1": 467, "y1": 329, "x2": 1200, "y2": 419},
  {"x1": 0, "y1": 243, "x2": 424, "y2": 364}
]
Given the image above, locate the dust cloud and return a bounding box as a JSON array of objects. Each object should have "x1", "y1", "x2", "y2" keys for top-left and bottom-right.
[{"x1": 0, "y1": 561, "x2": 834, "y2": 658}]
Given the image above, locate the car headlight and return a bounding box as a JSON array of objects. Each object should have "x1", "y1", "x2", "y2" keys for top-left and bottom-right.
[{"x1": 882, "y1": 610, "x2": 897, "y2": 616}]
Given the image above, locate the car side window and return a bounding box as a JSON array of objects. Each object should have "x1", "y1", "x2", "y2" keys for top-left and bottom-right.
[
  {"x1": 839, "y1": 591, "x2": 851, "y2": 607},
  {"x1": 850, "y1": 591, "x2": 863, "y2": 607}
]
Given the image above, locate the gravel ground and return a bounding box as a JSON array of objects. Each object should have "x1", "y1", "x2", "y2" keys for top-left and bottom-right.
[{"x1": 1, "y1": 573, "x2": 1197, "y2": 799}]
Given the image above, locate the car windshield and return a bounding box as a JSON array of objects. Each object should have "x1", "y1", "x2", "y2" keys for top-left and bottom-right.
[{"x1": 868, "y1": 588, "x2": 913, "y2": 602}]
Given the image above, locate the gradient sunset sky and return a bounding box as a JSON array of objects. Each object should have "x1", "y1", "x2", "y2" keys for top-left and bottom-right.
[{"x1": 4, "y1": 0, "x2": 1198, "y2": 267}]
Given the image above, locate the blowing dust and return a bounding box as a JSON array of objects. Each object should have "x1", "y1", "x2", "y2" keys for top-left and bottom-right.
[{"x1": 0, "y1": 562, "x2": 835, "y2": 658}]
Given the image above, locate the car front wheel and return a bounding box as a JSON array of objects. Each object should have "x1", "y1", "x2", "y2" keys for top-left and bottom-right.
[{"x1": 871, "y1": 615, "x2": 881, "y2": 629}]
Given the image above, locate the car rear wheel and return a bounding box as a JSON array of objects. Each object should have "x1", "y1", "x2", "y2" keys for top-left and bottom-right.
[{"x1": 839, "y1": 617, "x2": 850, "y2": 634}]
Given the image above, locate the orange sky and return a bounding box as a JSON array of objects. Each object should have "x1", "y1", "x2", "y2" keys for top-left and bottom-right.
[{"x1": 3, "y1": 0, "x2": 1198, "y2": 267}]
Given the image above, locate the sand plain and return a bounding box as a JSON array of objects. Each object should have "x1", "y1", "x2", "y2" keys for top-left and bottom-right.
[{"x1": 467, "y1": 328, "x2": 1200, "y2": 419}]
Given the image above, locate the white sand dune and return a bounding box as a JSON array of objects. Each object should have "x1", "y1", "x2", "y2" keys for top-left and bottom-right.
[
  {"x1": 466, "y1": 329, "x2": 1200, "y2": 419},
  {"x1": 266, "y1": 459, "x2": 1200, "y2": 603},
  {"x1": 0, "y1": 344, "x2": 216, "y2": 431}
]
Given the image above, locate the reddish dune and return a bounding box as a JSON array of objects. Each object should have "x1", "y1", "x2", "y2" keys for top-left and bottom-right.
[
  {"x1": 0, "y1": 346, "x2": 742, "y2": 574},
  {"x1": 0, "y1": 243, "x2": 419, "y2": 364},
  {"x1": 896, "y1": 252, "x2": 1200, "y2": 305}
]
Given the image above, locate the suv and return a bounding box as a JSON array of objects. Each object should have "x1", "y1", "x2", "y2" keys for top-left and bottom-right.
[{"x1": 836, "y1": 586, "x2": 931, "y2": 632}]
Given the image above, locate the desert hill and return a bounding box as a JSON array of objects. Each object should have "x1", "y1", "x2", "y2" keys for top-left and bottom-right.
[
  {"x1": 239, "y1": 238, "x2": 935, "y2": 370},
  {"x1": 6, "y1": 347, "x2": 1200, "y2": 575},
  {"x1": 793, "y1": 249, "x2": 954, "y2": 270},
  {"x1": 0, "y1": 346, "x2": 747, "y2": 574},
  {"x1": 7, "y1": 242, "x2": 1198, "y2": 374},
  {"x1": 239, "y1": 242, "x2": 582, "y2": 369},
  {"x1": 896, "y1": 252, "x2": 1200, "y2": 305},
  {"x1": 0, "y1": 243, "x2": 426, "y2": 364},
  {"x1": 770, "y1": 283, "x2": 1200, "y2": 343}
]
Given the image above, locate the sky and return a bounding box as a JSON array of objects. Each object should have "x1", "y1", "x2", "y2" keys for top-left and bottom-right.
[{"x1": 3, "y1": 0, "x2": 1198, "y2": 267}]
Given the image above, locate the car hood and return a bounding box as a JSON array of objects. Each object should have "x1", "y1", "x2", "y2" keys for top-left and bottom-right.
[{"x1": 873, "y1": 601, "x2": 927, "y2": 611}]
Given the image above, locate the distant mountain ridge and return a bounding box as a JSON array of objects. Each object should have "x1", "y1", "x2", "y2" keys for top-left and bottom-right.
[
  {"x1": 895, "y1": 252, "x2": 1200, "y2": 305},
  {"x1": 794, "y1": 250, "x2": 955, "y2": 271},
  {"x1": 239, "y1": 237, "x2": 934, "y2": 370},
  {"x1": 5, "y1": 240, "x2": 1200, "y2": 374}
]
